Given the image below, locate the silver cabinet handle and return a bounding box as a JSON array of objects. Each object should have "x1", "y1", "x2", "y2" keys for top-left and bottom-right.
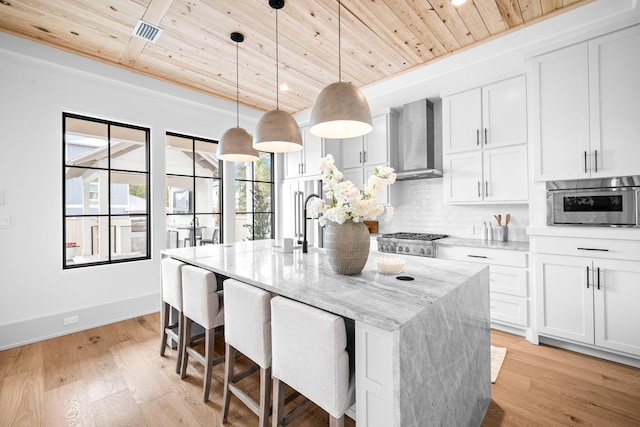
[
  {"x1": 594, "y1": 150, "x2": 598, "y2": 173},
  {"x1": 467, "y1": 254, "x2": 488, "y2": 259},
  {"x1": 477, "y1": 181, "x2": 481, "y2": 197},
  {"x1": 577, "y1": 247, "x2": 609, "y2": 252},
  {"x1": 359, "y1": 152, "x2": 363, "y2": 163},
  {"x1": 597, "y1": 267, "x2": 601, "y2": 290},
  {"x1": 586, "y1": 266, "x2": 590, "y2": 289},
  {"x1": 363, "y1": 151, "x2": 367, "y2": 163},
  {"x1": 476, "y1": 129, "x2": 480, "y2": 146},
  {"x1": 584, "y1": 151, "x2": 588, "y2": 173},
  {"x1": 485, "y1": 181, "x2": 489, "y2": 197},
  {"x1": 484, "y1": 128, "x2": 488, "y2": 145}
]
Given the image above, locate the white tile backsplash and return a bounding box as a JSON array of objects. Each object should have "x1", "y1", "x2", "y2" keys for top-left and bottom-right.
[{"x1": 382, "y1": 178, "x2": 530, "y2": 242}]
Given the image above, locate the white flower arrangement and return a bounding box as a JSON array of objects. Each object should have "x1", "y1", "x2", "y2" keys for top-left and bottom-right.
[{"x1": 307, "y1": 154, "x2": 397, "y2": 226}]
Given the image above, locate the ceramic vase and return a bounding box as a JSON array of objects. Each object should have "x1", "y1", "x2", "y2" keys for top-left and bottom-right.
[{"x1": 324, "y1": 220, "x2": 370, "y2": 275}]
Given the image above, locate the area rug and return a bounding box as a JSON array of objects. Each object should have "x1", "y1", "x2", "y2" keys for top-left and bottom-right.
[{"x1": 491, "y1": 346, "x2": 507, "y2": 383}]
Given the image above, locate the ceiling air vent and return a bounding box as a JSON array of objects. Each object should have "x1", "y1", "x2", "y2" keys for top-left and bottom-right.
[{"x1": 132, "y1": 20, "x2": 162, "y2": 43}]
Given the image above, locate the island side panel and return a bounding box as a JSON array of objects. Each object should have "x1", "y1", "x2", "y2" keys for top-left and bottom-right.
[{"x1": 398, "y1": 266, "x2": 491, "y2": 426}]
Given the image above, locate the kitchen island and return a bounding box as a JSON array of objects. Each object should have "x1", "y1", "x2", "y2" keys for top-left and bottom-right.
[{"x1": 163, "y1": 240, "x2": 491, "y2": 427}]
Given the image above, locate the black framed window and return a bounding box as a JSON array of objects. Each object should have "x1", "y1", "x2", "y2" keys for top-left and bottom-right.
[
  {"x1": 235, "y1": 152, "x2": 274, "y2": 241},
  {"x1": 63, "y1": 113, "x2": 150, "y2": 268},
  {"x1": 165, "y1": 133, "x2": 222, "y2": 248}
]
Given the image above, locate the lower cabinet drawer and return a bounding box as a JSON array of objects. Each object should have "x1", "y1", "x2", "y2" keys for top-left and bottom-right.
[
  {"x1": 490, "y1": 293, "x2": 528, "y2": 327},
  {"x1": 437, "y1": 245, "x2": 528, "y2": 268},
  {"x1": 490, "y1": 265, "x2": 528, "y2": 297}
]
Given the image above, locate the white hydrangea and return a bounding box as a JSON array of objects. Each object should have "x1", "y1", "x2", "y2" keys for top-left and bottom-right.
[{"x1": 308, "y1": 154, "x2": 397, "y2": 225}]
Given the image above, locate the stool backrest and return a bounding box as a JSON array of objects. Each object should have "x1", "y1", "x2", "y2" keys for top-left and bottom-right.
[
  {"x1": 182, "y1": 265, "x2": 220, "y2": 329},
  {"x1": 271, "y1": 296, "x2": 351, "y2": 418},
  {"x1": 223, "y1": 279, "x2": 272, "y2": 368},
  {"x1": 161, "y1": 258, "x2": 184, "y2": 309}
]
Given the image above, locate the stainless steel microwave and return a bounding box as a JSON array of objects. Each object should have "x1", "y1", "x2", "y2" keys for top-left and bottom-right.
[{"x1": 547, "y1": 176, "x2": 640, "y2": 227}]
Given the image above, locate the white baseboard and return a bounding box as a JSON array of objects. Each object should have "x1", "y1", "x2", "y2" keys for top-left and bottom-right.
[{"x1": 0, "y1": 292, "x2": 160, "y2": 351}]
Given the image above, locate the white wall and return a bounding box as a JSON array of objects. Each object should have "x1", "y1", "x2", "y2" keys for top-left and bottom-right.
[{"x1": 0, "y1": 33, "x2": 262, "y2": 349}]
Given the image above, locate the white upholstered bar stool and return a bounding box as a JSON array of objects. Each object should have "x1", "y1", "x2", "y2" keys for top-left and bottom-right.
[
  {"x1": 159, "y1": 257, "x2": 185, "y2": 373},
  {"x1": 180, "y1": 265, "x2": 225, "y2": 402},
  {"x1": 270, "y1": 296, "x2": 355, "y2": 427},
  {"x1": 221, "y1": 279, "x2": 273, "y2": 427}
]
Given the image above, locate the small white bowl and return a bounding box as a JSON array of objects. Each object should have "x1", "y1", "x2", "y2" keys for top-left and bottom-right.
[{"x1": 376, "y1": 257, "x2": 405, "y2": 274}]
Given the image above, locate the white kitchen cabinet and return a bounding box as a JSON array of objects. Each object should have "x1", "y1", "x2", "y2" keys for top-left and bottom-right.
[
  {"x1": 444, "y1": 144, "x2": 528, "y2": 203},
  {"x1": 341, "y1": 112, "x2": 397, "y2": 205},
  {"x1": 535, "y1": 236, "x2": 640, "y2": 357},
  {"x1": 437, "y1": 245, "x2": 530, "y2": 331},
  {"x1": 530, "y1": 25, "x2": 640, "y2": 181},
  {"x1": 443, "y1": 75, "x2": 527, "y2": 154},
  {"x1": 443, "y1": 75, "x2": 528, "y2": 204},
  {"x1": 284, "y1": 126, "x2": 340, "y2": 179}
]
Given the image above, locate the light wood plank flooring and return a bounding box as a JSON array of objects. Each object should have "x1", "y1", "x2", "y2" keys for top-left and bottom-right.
[{"x1": 1, "y1": 313, "x2": 639, "y2": 426}]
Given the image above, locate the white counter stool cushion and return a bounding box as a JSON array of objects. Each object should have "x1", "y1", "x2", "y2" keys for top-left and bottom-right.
[
  {"x1": 159, "y1": 257, "x2": 185, "y2": 374},
  {"x1": 271, "y1": 296, "x2": 355, "y2": 427},
  {"x1": 221, "y1": 279, "x2": 273, "y2": 427},
  {"x1": 180, "y1": 265, "x2": 225, "y2": 402}
]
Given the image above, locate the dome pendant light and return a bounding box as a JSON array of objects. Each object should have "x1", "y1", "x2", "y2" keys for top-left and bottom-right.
[
  {"x1": 309, "y1": 1, "x2": 372, "y2": 139},
  {"x1": 253, "y1": 0, "x2": 303, "y2": 153},
  {"x1": 218, "y1": 32, "x2": 259, "y2": 162}
]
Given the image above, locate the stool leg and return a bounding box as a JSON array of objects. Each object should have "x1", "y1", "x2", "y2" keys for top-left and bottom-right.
[
  {"x1": 175, "y1": 311, "x2": 183, "y2": 374},
  {"x1": 159, "y1": 301, "x2": 169, "y2": 356},
  {"x1": 259, "y1": 366, "x2": 272, "y2": 427},
  {"x1": 180, "y1": 317, "x2": 192, "y2": 379},
  {"x1": 329, "y1": 415, "x2": 344, "y2": 427},
  {"x1": 272, "y1": 377, "x2": 285, "y2": 427},
  {"x1": 203, "y1": 326, "x2": 215, "y2": 402},
  {"x1": 221, "y1": 343, "x2": 236, "y2": 423}
]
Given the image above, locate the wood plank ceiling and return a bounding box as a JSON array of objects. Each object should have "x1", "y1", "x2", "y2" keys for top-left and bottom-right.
[{"x1": 0, "y1": 0, "x2": 592, "y2": 114}]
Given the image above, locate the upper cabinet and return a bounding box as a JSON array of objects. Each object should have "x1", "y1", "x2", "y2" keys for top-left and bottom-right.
[
  {"x1": 341, "y1": 112, "x2": 398, "y2": 205},
  {"x1": 443, "y1": 75, "x2": 529, "y2": 204},
  {"x1": 443, "y1": 75, "x2": 527, "y2": 154},
  {"x1": 284, "y1": 125, "x2": 339, "y2": 179},
  {"x1": 530, "y1": 25, "x2": 640, "y2": 181}
]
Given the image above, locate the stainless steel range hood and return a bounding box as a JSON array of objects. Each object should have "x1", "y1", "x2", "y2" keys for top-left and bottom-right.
[{"x1": 393, "y1": 99, "x2": 442, "y2": 180}]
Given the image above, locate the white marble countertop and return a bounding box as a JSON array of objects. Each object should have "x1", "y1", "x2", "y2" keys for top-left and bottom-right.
[
  {"x1": 162, "y1": 239, "x2": 487, "y2": 331},
  {"x1": 436, "y1": 237, "x2": 530, "y2": 252}
]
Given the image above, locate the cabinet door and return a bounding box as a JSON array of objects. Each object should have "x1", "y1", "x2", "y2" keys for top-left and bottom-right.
[
  {"x1": 589, "y1": 25, "x2": 640, "y2": 178},
  {"x1": 301, "y1": 126, "x2": 323, "y2": 177},
  {"x1": 284, "y1": 149, "x2": 302, "y2": 179},
  {"x1": 482, "y1": 76, "x2": 527, "y2": 149},
  {"x1": 443, "y1": 151, "x2": 482, "y2": 203},
  {"x1": 483, "y1": 145, "x2": 528, "y2": 203},
  {"x1": 364, "y1": 114, "x2": 389, "y2": 166},
  {"x1": 593, "y1": 258, "x2": 640, "y2": 356},
  {"x1": 342, "y1": 136, "x2": 364, "y2": 169},
  {"x1": 531, "y1": 43, "x2": 590, "y2": 181},
  {"x1": 535, "y1": 254, "x2": 594, "y2": 344},
  {"x1": 343, "y1": 168, "x2": 364, "y2": 194},
  {"x1": 443, "y1": 88, "x2": 482, "y2": 153}
]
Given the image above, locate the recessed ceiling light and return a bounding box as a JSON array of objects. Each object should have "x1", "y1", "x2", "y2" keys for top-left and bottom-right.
[
  {"x1": 280, "y1": 84, "x2": 288, "y2": 91},
  {"x1": 451, "y1": 0, "x2": 467, "y2": 6}
]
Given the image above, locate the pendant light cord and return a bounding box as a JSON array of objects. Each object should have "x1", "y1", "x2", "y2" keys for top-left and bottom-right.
[
  {"x1": 276, "y1": 7, "x2": 280, "y2": 110},
  {"x1": 235, "y1": 38, "x2": 239, "y2": 128},
  {"x1": 338, "y1": 0, "x2": 341, "y2": 82}
]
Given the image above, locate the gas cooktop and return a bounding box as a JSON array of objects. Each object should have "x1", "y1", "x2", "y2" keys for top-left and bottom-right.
[{"x1": 377, "y1": 232, "x2": 448, "y2": 257}]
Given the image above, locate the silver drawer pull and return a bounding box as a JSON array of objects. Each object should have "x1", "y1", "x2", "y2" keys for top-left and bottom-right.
[
  {"x1": 577, "y1": 247, "x2": 609, "y2": 252},
  {"x1": 467, "y1": 255, "x2": 488, "y2": 259}
]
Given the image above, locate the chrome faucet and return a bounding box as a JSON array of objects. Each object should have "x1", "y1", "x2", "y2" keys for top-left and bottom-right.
[{"x1": 302, "y1": 194, "x2": 320, "y2": 253}]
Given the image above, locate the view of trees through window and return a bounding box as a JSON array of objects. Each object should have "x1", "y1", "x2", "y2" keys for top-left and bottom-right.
[
  {"x1": 63, "y1": 113, "x2": 150, "y2": 268},
  {"x1": 235, "y1": 153, "x2": 274, "y2": 241},
  {"x1": 165, "y1": 133, "x2": 222, "y2": 248}
]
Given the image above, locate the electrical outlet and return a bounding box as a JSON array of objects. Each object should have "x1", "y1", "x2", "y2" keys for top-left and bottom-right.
[{"x1": 63, "y1": 315, "x2": 79, "y2": 326}]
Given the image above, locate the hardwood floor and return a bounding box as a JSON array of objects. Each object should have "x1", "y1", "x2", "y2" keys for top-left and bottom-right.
[{"x1": 1, "y1": 313, "x2": 639, "y2": 426}]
